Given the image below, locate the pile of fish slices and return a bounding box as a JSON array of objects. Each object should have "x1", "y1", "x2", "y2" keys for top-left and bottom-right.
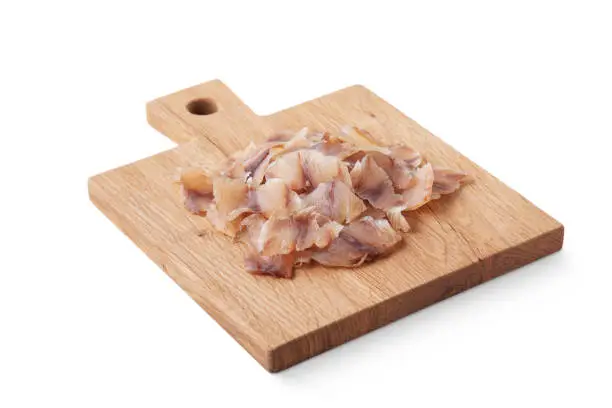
[{"x1": 179, "y1": 127, "x2": 469, "y2": 278}]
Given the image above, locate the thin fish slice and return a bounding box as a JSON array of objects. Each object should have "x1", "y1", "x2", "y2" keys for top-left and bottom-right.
[
  {"x1": 301, "y1": 149, "x2": 353, "y2": 188},
  {"x1": 397, "y1": 162, "x2": 434, "y2": 211},
  {"x1": 311, "y1": 216, "x2": 401, "y2": 267},
  {"x1": 253, "y1": 178, "x2": 301, "y2": 218},
  {"x1": 302, "y1": 180, "x2": 366, "y2": 224},
  {"x1": 293, "y1": 207, "x2": 344, "y2": 251},
  {"x1": 432, "y1": 167, "x2": 470, "y2": 198},
  {"x1": 245, "y1": 253, "x2": 295, "y2": 278},
  {"x1": 351, "y1": 155, "x2": 402, "y2": 210},
  {"x1": 264, "y1": 151, "x2": 307, "y2": 191},
  {"x1": 180, "y1": 170, "x2": 214, "y2": 215}
]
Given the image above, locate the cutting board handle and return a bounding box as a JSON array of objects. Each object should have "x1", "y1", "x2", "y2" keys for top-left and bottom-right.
[{"x1": 147, "y1": 80, "x2": 266, "y2": 154}]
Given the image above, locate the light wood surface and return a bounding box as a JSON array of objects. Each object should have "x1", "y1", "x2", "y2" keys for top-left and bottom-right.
[{"x1": 89, "y1": 80, "x2": 564, "y2": 372}]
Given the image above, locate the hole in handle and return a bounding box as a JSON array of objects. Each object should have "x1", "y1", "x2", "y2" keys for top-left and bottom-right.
[{"x1": 186, "y1": 98, "x2": 218, "y2": 115}]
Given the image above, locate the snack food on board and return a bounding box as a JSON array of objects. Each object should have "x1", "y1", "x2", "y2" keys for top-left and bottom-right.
[{"x1": 179, "y1": 127, "x2": 469, "y2": 278}]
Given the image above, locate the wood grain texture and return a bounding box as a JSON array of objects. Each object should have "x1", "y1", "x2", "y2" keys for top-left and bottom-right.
[{"x1": 89, "y1": 80, "x2": 563, "y2": 372}]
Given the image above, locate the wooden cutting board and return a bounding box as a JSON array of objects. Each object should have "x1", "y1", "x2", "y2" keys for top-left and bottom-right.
[{"x1": 89, "y1": 80, "x2": 563, "y2": 372}]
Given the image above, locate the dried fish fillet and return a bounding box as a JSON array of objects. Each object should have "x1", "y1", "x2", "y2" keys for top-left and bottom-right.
[
  {"x1": 397, "y1": 162, "x2": 435, "y2": 211},
  {"x1": 180, "y1": 170, "x2": 214, "y2": 215},
  {"x1": 252, "y1": 178, "x2": 301, "y2": 218},
  {"x1": 311, "y1": 216, "x2": 401, "y2": 266},
  {"x1": 351, "y1": 155, "x2": 401, "y2": 210},
  {"x1": 245, "y1": 252, "x2": 295, "y2": 278},
  {"x1": 301, "y1": 150, "x2": 353, "y2": 188},
  {"x1": 293, "y1": 207, "x2": 343, "y2": 251},
  {"x1": 432, "y1": 168, "x2": 471, "y2": 199},
  {"x1": 179, "y1": 126, "x2": 469, "y2": 278},
  {"x1": 302, "y1": 180, "x2": 366, "y2": 224},
  {"x1": 264, "y1": 151, "x2": 306, "y2": 191}
]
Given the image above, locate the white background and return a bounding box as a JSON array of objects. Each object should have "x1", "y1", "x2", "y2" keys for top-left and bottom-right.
[{"x1": 1, "y1": 1, "x2": 610, "y2": 407}]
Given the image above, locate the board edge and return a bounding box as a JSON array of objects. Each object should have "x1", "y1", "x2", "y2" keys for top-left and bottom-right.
[
  {"x1": 87, "y1": 174, "x2": 276, "y2": 372},
  {"x1": 267, "y1": 224, "x2": 564, "y2": 372}
]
